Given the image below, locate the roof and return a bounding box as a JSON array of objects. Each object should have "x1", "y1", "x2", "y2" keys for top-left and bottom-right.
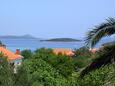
[
  {"x1": 0, "y1": 47, "x2": 23, "y2": 61},
  {"x1": 53, "y1": 48, "x2": 74, "y2": 56},
  {"x1": 89, "y1": 48, "x2": 99, "y2": 53}
]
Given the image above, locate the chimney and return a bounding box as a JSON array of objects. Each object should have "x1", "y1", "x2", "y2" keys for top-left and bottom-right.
[{"x1": 15, "y1": 49, "x2": 21, "y2": 55}]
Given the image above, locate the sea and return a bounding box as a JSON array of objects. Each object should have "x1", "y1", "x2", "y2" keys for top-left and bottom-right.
[
  {"x1": 0, "y1": 38, "x2": 85, "y2": 52},
  {"x1": 1, "y1": 37, "x2": 112, "y2": 52}
]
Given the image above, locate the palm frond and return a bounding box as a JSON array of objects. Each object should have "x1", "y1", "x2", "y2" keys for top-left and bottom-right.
[
  {"x1": 106, "y1": 17, "x2": 115, "y2": 24},
  {"x1": 80, "y1": 43, "x2": 115, "y2": 77},
  {"x1": 85, "y1": 18, "x2": 115, "y2": 48}
]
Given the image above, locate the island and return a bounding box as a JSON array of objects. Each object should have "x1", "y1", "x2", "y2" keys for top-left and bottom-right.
[
  {"x1": 0, "y1": 34, "x2": 39, "y2": 39},
  {"x1": 40, "y1": 38, "x2": 81, "y2": 42}
]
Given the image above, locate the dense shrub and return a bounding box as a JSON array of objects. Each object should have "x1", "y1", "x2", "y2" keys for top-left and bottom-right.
[
  {"x1": 77, "y1": 62, "x2": 115, "y2": 86},
  {"x1": 0, "y1": 48, "x2": 115, "y2": 86},
  {"x1": 74, "y1": 46, "x2": 92, "y2": 57},
  {"x1": 0, "y1": 57, "x2": 14, "y2": 86},
  {"x1": 34, "y1": 48, "x2": 76, "y2": 77},
  {"x1": 73, "y1": 47, "x2": 92, "y2": 68},
  {"x1": 81, "y1": 44, "x2": 115, "y2": 77},
  {"x1": 16, "y1": 58, "x2": 76, "y2": 86},
  {"x1": 21, "y1": 49, "x2": 33, "y2": 59},
  {"x1": 73, "y1": 56, "x2": 92, "y2": 68}
]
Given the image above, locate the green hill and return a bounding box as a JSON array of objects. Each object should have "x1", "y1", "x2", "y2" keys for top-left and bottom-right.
[{"x1": 41, "y1": 38, "x2": 81, "y2": 42}]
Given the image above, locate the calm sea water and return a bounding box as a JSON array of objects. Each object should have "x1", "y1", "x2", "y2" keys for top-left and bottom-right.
[{"x1": 0, "y1": 39, "x2": 85, "y2": 52}]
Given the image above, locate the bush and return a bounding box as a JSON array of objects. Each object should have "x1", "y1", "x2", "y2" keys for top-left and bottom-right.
[
  {"x1": 0, "y1": 57, "x2": 14, "y2": 86},
  {"x1": 73, "y1": 47, "x2": 92, "y2": 68},
  {"x1": 21, "y1": 49, "x2": 33, "y2": 59},
  {"x1": 77, "y1": 62, "x2": 115, "y2": 86},
  {"x1": 16, "y1": 58, "x2": 75, "y2": 86},
  {"x1": 74, "y1": 46, "x2": 92, "y2": 57},
  {"x1": 34, "y1": 48, "x2": 76, "y2": 77},
  {"x1": 73, "y1": 56, "x2": 91, "y2": 68}
]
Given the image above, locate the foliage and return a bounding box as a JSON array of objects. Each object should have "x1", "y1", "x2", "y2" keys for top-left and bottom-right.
[
  {"x1": 14, "y1": 65, "x2": 29, "y2": 86},
  {"x1": 73, "y1": 47, "x2": 92, "y2": 68},
  {"x1": 85, "y1": 17, "x2": 115, "y2": 48},
  {"x1": 0, "y1": 41, "x2": 2, "y2": 45},
  {"x1": 0, "y1": 47, "x2": 115, "y2": 86},
  {"x1": 102, "y1": 41, "x2": 115, "y2": 46},
  {"x1": 0, "y1": 57, "x2": 14, "y2": 86},
  {"x1": 77, "y1": 62, "x2": 115, "y2": 86},
  {"x1": 34, "y1": 48, "x2": 76, "y2": 77},
  {"x1": 0, "y1": 52, "x2": 4, "y2": 57},
  {"x1": 83, "y1": 17, "x2": 115, "y2": 77},
  {"x1": 81, "y1": 43, "x2": 115, "y2": 77},
  {"x1": 73, "y1": 56, "x2": 91, "y2": 68},
  {"x1": 74, "y1": 46, "x2": 92, "y2": 57},
  {"x1": 16, "y1": 58, "x2": 75, "y2": 86},
  {"x1": 21, "y1": 49, "x2": 33, "y2": 59},
  {"x1": 0, "y1": 48, "x2": 78, "y2": 86},
  {"x1": 49, "y1": 54, "x2": 76, "y2": 77}
]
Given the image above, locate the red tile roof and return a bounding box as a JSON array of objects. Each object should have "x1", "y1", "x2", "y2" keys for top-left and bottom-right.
[
  {"x1": 89, "y1": 48, "x2": 99, "y2": 53},
  {"x1": 0, "y1": 47, "x2": 23, "y2": 61},
  {"x1": 53, "y1": 48, "x2": 74, "y2": 56}
]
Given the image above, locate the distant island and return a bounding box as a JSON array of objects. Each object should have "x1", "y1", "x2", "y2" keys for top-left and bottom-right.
[
  {"x1": 0, "y1": 35, "x2": 82, "y2": 42},
  {"x1": 0, "y1": 35, "x2": 38, "y2": 39},
  {"x1": 40, "y1": 38, "x2": 81, "y2": 42}
]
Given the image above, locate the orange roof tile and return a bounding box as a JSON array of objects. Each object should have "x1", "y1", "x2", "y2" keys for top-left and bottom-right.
[
  {"x1": 53, "y1": 48, "x2": 74, "y2": 56},
  {"x1": 89, "y1": 48, "x2": 99, "y2": 53},
  {"x1": 0, "y1": 47, "x2": 23, "y2": 61}
]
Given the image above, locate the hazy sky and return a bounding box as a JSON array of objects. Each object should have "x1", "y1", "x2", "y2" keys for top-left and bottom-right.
[{"x1": 0, "y1": 0, "x2": 115, "y2": 38}]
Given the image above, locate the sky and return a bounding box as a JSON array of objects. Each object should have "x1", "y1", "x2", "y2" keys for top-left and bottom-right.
[{"x1": 0, "y1": 0, "x2": 115, "y2": 39}]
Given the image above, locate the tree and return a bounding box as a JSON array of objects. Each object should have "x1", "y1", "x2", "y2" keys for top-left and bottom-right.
[
  {"x1": 81, "y1": 18, "x2": 115, "y2": 77},
  {"x1": 21, "y1": 49, "x2": 33, "y2": 59},
  {"x1": 34, "y1": 48, "x2": 76, "y2": 77},
  {"x1": 14, "y1": 63, "x2": 29, "y2": 86},
  {"x1": 74, "y1": 46, "x2": 92, "y2": 57},
  {"x1": 16, "y1": 58, "x2": 70, "y2": 86},
  {"x1": 0, "y1": 57, "x2": 14, "y2": 86},
  {"x1": 49, "y1": 54, "x2": 76, "y2": 77},
  {"x1": 78, "y1": 62, "x2": 115, "y2": 86},
  {"x1": 0, "y1": 41, "x2": 2, "y2": 45},
  {"x1": 85, "y1": 17, "x2": 115, "y2": 48}
]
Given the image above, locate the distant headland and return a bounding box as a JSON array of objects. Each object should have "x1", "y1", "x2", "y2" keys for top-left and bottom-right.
[
  {"x1": 40, "y1": 38, "x2": 81, "y2": 42},
  {"x1": 0, "y1": 34, "x2": 38, "y2": 39}
]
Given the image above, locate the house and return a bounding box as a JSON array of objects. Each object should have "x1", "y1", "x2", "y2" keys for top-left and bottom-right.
[
  {"x1": 53, "y1": 48, "x2": 74, "y2": 56},
  {"x1": 89, "y1": 48, "x2": 99, "y2": 53},
  {"x1": 0, "y1": 46, "x2": 23, "y2": 66}
]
